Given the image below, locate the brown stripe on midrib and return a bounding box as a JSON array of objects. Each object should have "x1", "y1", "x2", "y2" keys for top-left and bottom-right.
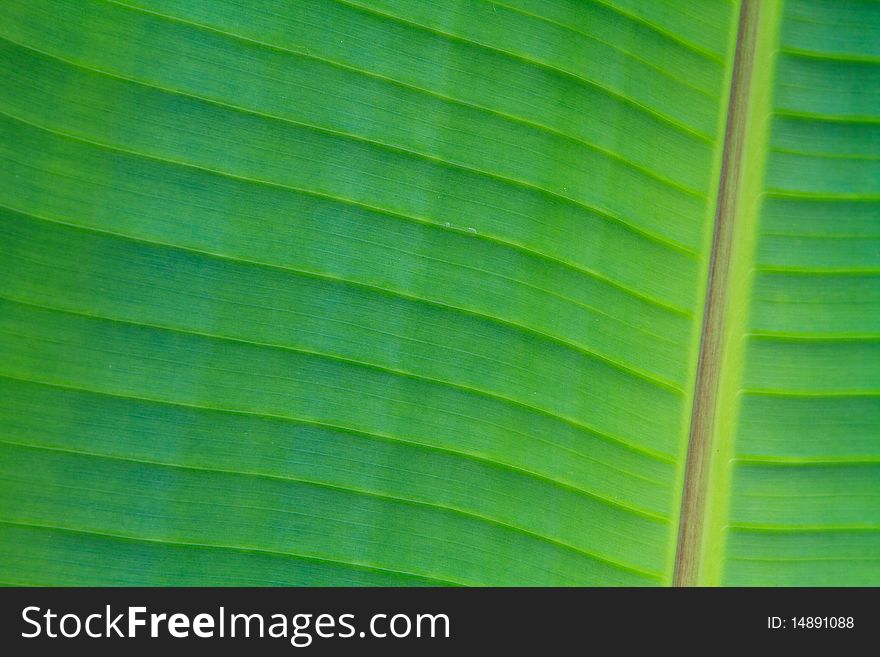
[{"x1": 673, "y1": 0, "x2": 760, "y2": 587}]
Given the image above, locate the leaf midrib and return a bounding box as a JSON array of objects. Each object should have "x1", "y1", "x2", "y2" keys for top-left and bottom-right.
[{"x1": 673, "y1": 0, "x2": 762, "y2": 586}]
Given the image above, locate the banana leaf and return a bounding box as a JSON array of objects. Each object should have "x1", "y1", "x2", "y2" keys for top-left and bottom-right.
[{"x1": 0, "y1": 0, "x2": 876, "y2": 586}]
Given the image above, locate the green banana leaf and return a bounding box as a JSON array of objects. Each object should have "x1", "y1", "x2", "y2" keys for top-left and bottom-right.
[{"x1": 0, "y1": 0, "x2": 876, "y2": 586}]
